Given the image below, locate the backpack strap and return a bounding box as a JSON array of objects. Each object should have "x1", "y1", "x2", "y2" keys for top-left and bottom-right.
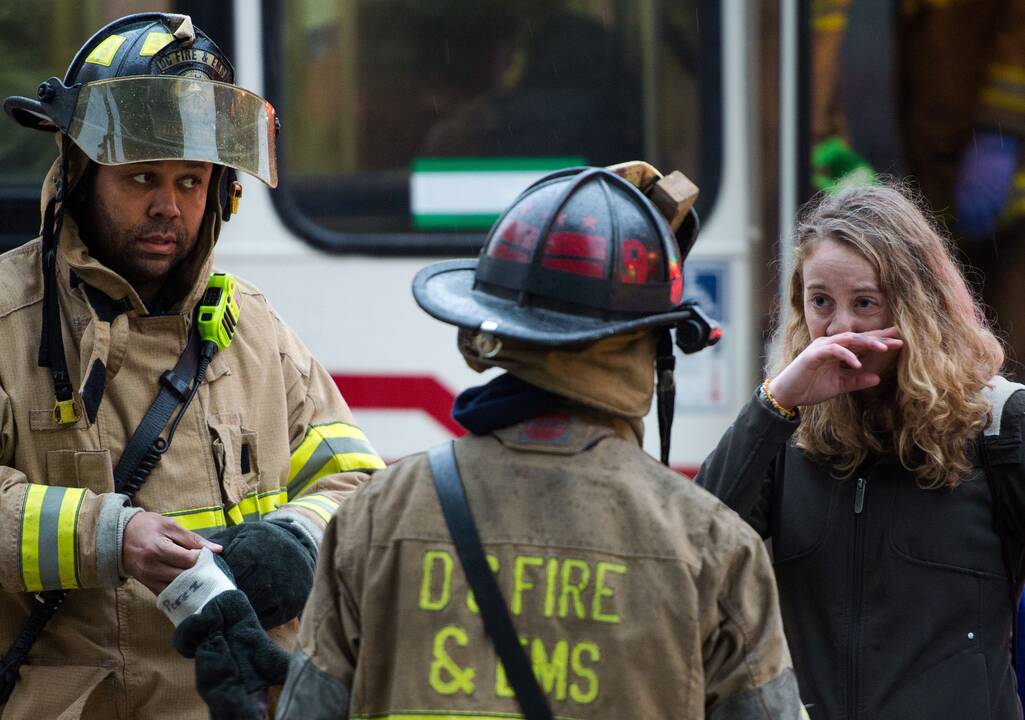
[
  {"x1": 979, "y1": 378, "x2": 1025, "y2": 677},
  {"x1": 980, "y1": 378, "x2": 1025, "y2": 589},
  {"x1": 982, "y1": 376, "x2": 1025, "y2": 437}
]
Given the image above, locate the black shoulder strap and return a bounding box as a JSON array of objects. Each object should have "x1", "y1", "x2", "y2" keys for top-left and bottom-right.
[
  {"x1": 427, "y1": 442, "x2": 554, "y2": 720},
  {"x1": 113, "y1": 317, "x2": 202, "y2": 497}
]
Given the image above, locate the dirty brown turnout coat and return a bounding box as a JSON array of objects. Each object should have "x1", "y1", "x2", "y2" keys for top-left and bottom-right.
[
  {"x1": 0, "y1": 161, "x2": 383, "y2": 719},
  {"x1": 276, "y1": 410, "x2": 806, "y2": 720}
]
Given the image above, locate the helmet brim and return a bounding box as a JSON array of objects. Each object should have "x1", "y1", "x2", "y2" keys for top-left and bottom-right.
[
  {"x1": 3, "y1": 96, "x2": 60, "y2": 132},
  {"x1": 413, "y1": 258, "x2": 695, "y2": 346}
]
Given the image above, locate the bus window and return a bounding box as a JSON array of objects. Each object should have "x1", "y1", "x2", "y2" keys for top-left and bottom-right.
[
  {"x1": 266, "y1": 0, "x2": 721, "y2": 253},
  {"x1": 0, "y1": 2, "x2": 231, "y2": 250}
]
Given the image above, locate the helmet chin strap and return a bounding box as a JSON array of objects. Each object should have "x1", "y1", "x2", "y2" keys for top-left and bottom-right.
[{"x1": 655, "y1": 328, "x2": 676, "y2": 466}]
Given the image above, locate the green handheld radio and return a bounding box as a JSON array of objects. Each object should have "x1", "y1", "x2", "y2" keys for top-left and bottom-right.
[
  {"x1": 132, "y1": 272, "x2": 242, "y2": 483},
  {"x1": 197, "y1": 273, "x2": 240, "y2": 355},
  {"x1": 142, "y1": 272, "x2": 241, "y2": 466}
]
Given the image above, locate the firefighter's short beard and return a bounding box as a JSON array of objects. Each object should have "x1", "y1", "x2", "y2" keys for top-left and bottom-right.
[{"x1": 78, "y1": 183, "x2": 192, "y2": 290}]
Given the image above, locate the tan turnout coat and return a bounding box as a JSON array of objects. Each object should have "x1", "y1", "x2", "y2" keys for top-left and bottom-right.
[{"x1": 0, "y1": 155, "x2": 382, "y2": 719}]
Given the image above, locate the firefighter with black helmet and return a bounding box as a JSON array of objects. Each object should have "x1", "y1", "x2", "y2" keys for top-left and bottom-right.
[
  {"x1": 276, "y1": 166, "x2": 806, "y2": 719},
  {"x1": 0, "y1": 13, "x2": 383, "y2": 719}
]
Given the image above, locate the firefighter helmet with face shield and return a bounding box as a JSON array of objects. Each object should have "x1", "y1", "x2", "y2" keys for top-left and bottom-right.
[
  {"x1": 3, "y1": 12, "x2": 277, "y2": 189},
  {"x1": 0, "y1": 13, "x2": 277, "y2": 428}
]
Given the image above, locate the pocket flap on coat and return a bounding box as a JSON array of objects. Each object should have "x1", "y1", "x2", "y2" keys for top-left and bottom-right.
[{"x1": 207, "y1": 412, "x2": 260, "y2": 504}]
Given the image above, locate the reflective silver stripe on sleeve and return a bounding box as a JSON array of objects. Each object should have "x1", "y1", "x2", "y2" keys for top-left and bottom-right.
[
  {"x1": 275, "y1": 648, "x2": 350, "y2": 720},
  {"x1": 708, "y1": 668, "x2": 808, "y2": 720},
  {"x1": 35, "y1": 486, "x2": 69, "y2": 589}
]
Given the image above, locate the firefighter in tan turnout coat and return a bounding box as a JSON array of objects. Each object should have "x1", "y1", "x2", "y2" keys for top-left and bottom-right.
[
  {"x1": 277, "y1": 167, "x2": 807, "y2": 719},
  {"x1": 0, "y1": 13, "x2": 382, "y2": 720}
]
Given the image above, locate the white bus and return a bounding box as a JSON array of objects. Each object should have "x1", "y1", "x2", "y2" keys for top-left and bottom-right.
[{"x1": 0, "y1": 1, "x2": 801, "y2": 473}]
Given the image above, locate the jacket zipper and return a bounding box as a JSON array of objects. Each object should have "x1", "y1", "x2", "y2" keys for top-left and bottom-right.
[{"x1": 847, "y1": 476, "x2": 868, "y2": 720}]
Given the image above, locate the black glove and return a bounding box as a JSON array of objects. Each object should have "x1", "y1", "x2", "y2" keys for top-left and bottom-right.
[
  {"x1": 210, "y1": 518, "x2": 317, "y2": 629},
  {"x1": 174, "y1": 589, "x2": 290, "y2": 720}
]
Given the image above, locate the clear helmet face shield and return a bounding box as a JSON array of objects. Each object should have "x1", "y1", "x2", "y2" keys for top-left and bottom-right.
[{"x1": 10, "y1": 75, "x2": 278, "y2": 187}]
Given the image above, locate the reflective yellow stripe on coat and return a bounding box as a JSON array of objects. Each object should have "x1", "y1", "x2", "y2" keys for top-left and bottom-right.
[
  {"x1": 165, "y1": 489, "x2": 289, "y2": 536},
  {"x1": 226, "y1": 488, "x2": 287, "y2": 525},
  {"x1": 164, "y1": 504, "x2": 228, "y2": 538},
  {"x1": 287, "y1": 422, "x2": 385, "y2": 499},
  {"x1": 20, "y1": 485, "x2": 87, "y2": 591}
]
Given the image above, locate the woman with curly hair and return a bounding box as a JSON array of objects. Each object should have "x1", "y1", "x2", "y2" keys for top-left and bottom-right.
[{"x1": 698, "y1": 183, "x2": 1024, "y2": 720}]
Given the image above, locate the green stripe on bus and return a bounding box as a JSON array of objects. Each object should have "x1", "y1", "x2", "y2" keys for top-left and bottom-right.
[{"x1": 413, "y1": 213, "x2": 500, "y2": 229}]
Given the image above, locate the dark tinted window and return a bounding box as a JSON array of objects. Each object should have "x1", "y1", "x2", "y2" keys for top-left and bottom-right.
[{"x1": 267, "y1": 0, "x2": 720, "y2": 253}]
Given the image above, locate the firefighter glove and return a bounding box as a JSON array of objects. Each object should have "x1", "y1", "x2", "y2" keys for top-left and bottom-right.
[
  {"x1": 174, "y1": 588, "x2": 290, "y2": 720},
  {"x1": 955, "y1": 130, "x2": 1020, "y2": 239},
  {"x1": 209, "y1": 516, "x2": 318, "y2": 629}
]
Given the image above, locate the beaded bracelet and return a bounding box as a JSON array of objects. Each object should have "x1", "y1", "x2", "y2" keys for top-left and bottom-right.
[{"x1": 761, "y1": 378, "x2": 797, "y2": 419}]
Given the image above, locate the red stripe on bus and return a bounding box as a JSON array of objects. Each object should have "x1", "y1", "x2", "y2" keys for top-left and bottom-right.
[{"x1": 331, "y1": 374, "x2": 465, "y2": 437}]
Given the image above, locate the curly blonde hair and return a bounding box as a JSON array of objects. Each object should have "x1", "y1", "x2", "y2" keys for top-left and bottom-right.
[{"x1": 771, "y1": 184, "x2": 1004, "y2": 488}]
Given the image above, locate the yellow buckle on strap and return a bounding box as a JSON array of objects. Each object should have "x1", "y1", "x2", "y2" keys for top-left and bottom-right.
[
  {"x1": 228, "y1": 180, "x2": 243, "y2": 215},
  {"x1": 53, "y1": 398, "x2": 79, "y2": 425}
]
